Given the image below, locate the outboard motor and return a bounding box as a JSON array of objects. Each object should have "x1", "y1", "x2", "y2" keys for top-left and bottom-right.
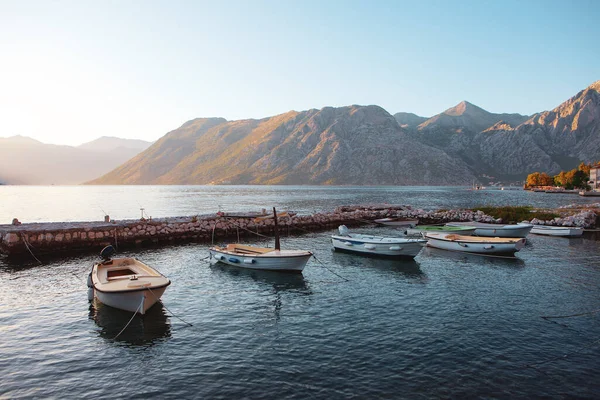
[
  {"x1": 100, "y1": 245, "x2": 116, "y2": 262},
  {"x1": 338, "y1": 225, "x2": 350, "y2": 236},
  {"x1": 87, "y1": 272, "x2": 94, "y2": 301}
]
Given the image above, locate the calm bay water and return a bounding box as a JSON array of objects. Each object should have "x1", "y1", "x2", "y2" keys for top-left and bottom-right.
[
  {"x1": 1, "y1": 185, "x2": 599, "y2": 223},
  {"x1": 1, "y1": 186, "x2": 599, "y2": 398}
]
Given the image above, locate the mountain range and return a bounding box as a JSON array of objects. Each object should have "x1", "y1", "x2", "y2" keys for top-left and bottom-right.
[
  {"x1": 91, "y1": 81, "x2": 600, "y2": 185},
  {"x1": 4, "y1": 81, "x2": 598, "y2": 186},
  {"x1": 0, "y1": 136, "x2": 152, "y2": 184}
]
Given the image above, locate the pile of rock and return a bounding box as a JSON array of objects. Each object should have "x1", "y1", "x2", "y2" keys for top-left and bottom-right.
[{"x1": 528, "y1": 210, "x2": 598, "y2": 228}]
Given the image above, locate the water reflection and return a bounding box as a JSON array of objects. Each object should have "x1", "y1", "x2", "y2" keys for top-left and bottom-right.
[
  {"x1": 421, "y1": 246, "x2": 525, "y2": 267},
  {"x1": 331, "y1": 251, "x2": 427, "y2": 281},
  {"x1": 210, "y1": 263, "x2": 311, "y2": 294},
  {"x1": 89, "y1": 300, "x2": 171, "y2": 346}
]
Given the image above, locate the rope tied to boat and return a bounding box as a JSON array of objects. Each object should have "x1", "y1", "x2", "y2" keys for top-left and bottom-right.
[
  {"x1": 541, "y1": 308, "x2": 600, "y2": 320},
  {"x1": 113, "y1": 298, "x2": 144, "y2": 340},
  {"x1": 19, "y1": 233, "x2": 42, "y2": 265},
  {"x1": 311, "y1": 254, "x2": 350, "y2": 282},
  {"x1": 222, "y1": 217, "x2": 273, "y2": 240},
  {"x1": 148, "y1": 287, "x2": 193, "y2": 327}
]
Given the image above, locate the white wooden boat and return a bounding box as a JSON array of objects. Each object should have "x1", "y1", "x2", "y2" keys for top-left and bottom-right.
[
  {"x1": 210, "y1": 207, "x2": 312, "y2": 272},
  {"x1": 405, "y1": 225, "x2": 476, "y2": 236},
  {"x1": 530, "y1": 225, "x2": 584, "y2": 237},
  {"x1": 579, "y1": 190, "x2": 600, "y2": 197},
  {"x1": 424, "y1": 233, "x2": 526, "y2": 255},
  {"x1": 331, "y1": 225, "x2": 426, "y2": 258},
  {"x1": 88, "y1": 247, "x2": 170, "y2": 315},
  {"x1": 446, "y1": 222, "x2": 533, "y2": 238},
  {"x1": 373, "y1": 218, "x2": 419, "y2": 227},
  {"x1": 209, "y1": 244, "x2": 312, "y2": 272}
]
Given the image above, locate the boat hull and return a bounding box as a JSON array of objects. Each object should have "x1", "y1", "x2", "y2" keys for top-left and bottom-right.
[
  {"x1": 209, "y1": 249, "x2": 312, "y2": 272},
  {"x1": 405, "y1": 226, "x2": 477, "y2": 236},
  {"x1": 331, "y1": 235, "x2": 425, "y2": 258},
  {"x1": 446, "y1": 222, "x2": 533, "y2": 238},
  {"x1": 373, "y1": 218, "x2": 418, "y2": 227},
  {"x1": 94, "y1": 286, "x2": 167, "y2": 315},
  {"x1": 530, "y1": 226, "x2": 584, "y2": 237},
  {"x1": 579, "y1": 191, "x2": 600, "y2": 197},
  {"x1": 425, "y1": 233, "x2": 526, "y2": 255}
]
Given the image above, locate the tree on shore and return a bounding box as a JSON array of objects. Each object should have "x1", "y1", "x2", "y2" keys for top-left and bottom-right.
[
  {"x1": 525, "y1": 161, "x2": 598, "y2": 190},
  {"x1": 525, "y1": 171, "x2": 553, "y2": 188}
]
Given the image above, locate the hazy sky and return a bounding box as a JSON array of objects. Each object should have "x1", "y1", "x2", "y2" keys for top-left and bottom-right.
[{"x1": 1, "y1": 0, "x2": 598, "y2": 146}]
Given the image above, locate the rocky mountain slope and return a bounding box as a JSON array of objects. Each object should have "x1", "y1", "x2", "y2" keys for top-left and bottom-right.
[
  {"x1": 477, "y1": 81, "x2": 600, "y2": 176},
  {"x1": 402, "y1": 81, "x2": 600, "y2": 181},
  {"x1": 0, "y1": 136, "x2": 151, "y2": 184},
  {"x1": 91, "y1": 80, "x2": 600, "y2": 186},
  {"x1": 91, "y1": 106, "x2": 476, "y2": 185}
]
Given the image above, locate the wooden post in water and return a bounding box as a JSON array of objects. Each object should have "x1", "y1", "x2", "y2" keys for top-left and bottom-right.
[{"x1": 273, "y1": 207, "x2": 280, "y2": 250}]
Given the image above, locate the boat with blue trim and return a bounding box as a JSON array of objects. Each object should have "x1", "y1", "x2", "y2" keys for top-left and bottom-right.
[
  {"x1": 331, "y1": 225, "x2": 426, "y2": 258},
  {"x1": 209, "y1": 207, "x2": 312, "y2": 272},
  {"x1": 209, "y1": 244, "x2": 312, "y2": 272}
]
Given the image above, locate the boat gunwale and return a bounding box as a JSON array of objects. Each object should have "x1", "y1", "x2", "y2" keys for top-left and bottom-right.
[
  {"x1": 447, "y1": 222, "x2": 533, "y2": 230},
  {"x1": 424, "y1": 233, "x2": 525, "y2": 244},
  {"x1": 92, "y1": 257, "x2": 171, "y2": 294},
  {"x1": 331, "y1": 234, "x2": 426, "y2": 245},
  {"x1": 210, "y1": 247, "x2": 313, "y2": 259},
  {"x1": 92, "y1": 280, "x2": 171, "y2": 294}
]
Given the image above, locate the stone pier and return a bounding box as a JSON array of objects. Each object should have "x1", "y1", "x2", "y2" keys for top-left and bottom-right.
[{"x1": 0, "y1": 206, "x2": 405, "y2": 257}]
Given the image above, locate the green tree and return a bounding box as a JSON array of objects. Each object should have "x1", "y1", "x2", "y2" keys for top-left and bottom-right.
[
  {"x1": 578, "y1": 162, "x2": 592, "y2": 176},
  {"x1": 571, "y1": 169, "x2": 588, "y2": 189},
  {"x1": 554, "y1": 171, "x2": 568, "y2": 187}
]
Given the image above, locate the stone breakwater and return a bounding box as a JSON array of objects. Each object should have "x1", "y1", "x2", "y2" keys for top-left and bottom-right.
[
  {"x1": 1, "y1": 204, "x2": 597, "y2": 257},
  {"x1": 0, "y1": 206, "x2": 400, "y2": 257}
]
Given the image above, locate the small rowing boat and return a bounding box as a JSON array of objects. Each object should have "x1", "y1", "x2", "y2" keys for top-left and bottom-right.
[
  {"x1": 210, "y1": 207, "x2": 312, "y2": 273},
  {"x1": 446, "y1": 222, "x2": 533, "y2": 238},
  {"x1": 87, "y1": 246, "x2": 171, "y2": 315},
  {"x1": 373, "y1": 218, "x2": 419, "y2": 227},
  {"x1": 424, "y1": 232, "x2": 526, "y2": 255},
  {"x1": 530, "y1": 225, "x2": 584, "y2": 237},
  {"x1": 331, "y1": 225, "x2": 426, "y2": 258}
]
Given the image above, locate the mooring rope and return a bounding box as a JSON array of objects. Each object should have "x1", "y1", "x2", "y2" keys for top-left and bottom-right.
[
  {"x1": 542, "y1": 308, "x2": 600, "y2": 320},
  {"x1": 311, "y1": 254, "x2": 350, "y2": 282},
  {"x1": 114, "y1": 298, "x2": 144, "y2": 340},
  {"x1": 222, "y1": 217, "x2": 273, "y2": 240},
  {"x1": 148, "y1": 288, "x2": 193, "y2": 327},
  {"x1": 520, "y1": 337, "x2": 600, "y2": 369},
  {"x1": 19, "y1": 233, "x2": 42, "y2": 265}
]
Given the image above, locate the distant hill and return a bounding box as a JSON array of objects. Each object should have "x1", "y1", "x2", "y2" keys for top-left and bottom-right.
[
  {"x1": 90, "y1": 106, "x2": 476, "y2": 185},
  {"x1": 78, "y1": 136, "x2": 152, "y2": 153},
  {"x1": 0, "y1": 136, "x2": 151, "y2": 184}
]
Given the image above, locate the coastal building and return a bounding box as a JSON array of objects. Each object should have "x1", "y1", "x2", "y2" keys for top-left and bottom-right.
[{"x1": 591, "y1": 165, "x2": 600, "y2": 190}]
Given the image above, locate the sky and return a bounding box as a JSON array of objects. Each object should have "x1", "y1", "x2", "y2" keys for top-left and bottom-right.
[{"x1": 0, "y1": 0, "x2": 599, "y2": 146}]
